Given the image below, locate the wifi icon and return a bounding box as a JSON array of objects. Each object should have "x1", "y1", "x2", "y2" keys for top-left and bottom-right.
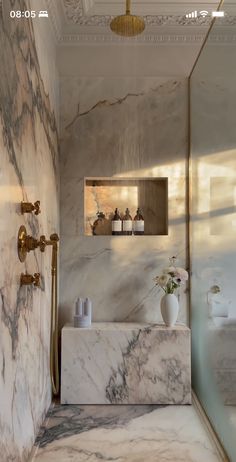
[{"x1": 199, "y1": 10, "x2": 209, "y2": 17}]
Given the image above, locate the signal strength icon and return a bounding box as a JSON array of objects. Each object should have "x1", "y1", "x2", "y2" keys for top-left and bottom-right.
[
  {"x1": 199, "y1": 10, "x2": 209, "y2": 17},
  {"x1": 185, "y1": 11, "x2": 197, "y2": 18}
]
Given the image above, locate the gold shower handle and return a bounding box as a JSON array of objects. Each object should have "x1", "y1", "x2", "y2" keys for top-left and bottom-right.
[
  {"x1": 38, "y1": 235, "x2": 47, "y2": 252},
  {"x1": 20, "y1": 272, "x2": 41, "y2": 287},
  {"x1": 21, "y1": 200, "x2": 41, "y2": 215},
  {"x1": 37, "y1": 233, "x2": 59, "y2": 253}
]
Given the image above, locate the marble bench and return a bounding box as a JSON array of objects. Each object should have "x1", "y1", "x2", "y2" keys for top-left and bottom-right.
[{"x1": 61, "y1": 322, "x2": 191, "y2": 405}]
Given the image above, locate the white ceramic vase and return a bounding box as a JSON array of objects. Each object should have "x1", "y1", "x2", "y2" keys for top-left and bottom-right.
[{"x1": 160, "y1": 293, "x2": 179, "y2": 327}]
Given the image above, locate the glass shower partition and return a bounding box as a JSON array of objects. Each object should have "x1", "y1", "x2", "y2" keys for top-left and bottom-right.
[{"x1": 190, "y1": 1, "x2": 236, "y2": 460}]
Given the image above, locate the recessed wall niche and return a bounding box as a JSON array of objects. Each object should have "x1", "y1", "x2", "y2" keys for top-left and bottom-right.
[{"x1": 85, "y1": 178, "x2": 168, "y2": 236}]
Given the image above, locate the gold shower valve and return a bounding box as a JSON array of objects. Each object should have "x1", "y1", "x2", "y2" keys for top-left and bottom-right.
[
  {"x1": 21, "y1": 200, "x2": 41, "y2": 215},
  {"x1": 17, "y1": 227, "x2": 60, "y2": 262},
  {"x1": 20, "y1": 273, "x2": 41, "y2": 287},
  {"x1": 18, "y1": 225, "x2": 40, "y2": 262}
]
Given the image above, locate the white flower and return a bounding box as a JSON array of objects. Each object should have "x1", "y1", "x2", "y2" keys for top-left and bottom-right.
[
  {"x1": 153, "y1": 259, "x2": 188, "y2": 295},
  {"x1": 175, "y1": 267, "x2": 188, "y2": 281},
  {"x1": 155, "y1": 274, "x2": 170, "y2": 287}
]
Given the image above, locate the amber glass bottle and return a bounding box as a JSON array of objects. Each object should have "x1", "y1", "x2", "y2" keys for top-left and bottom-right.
[
  {"x1": 133, "y1": 207, "x2": 144, "y2": 235},
  {"x1": 122, "y1": 208, "x2": 132, "y2": 235},
  {"x1": 112, "y1": 208, "x2": 122, "y2": 235}
]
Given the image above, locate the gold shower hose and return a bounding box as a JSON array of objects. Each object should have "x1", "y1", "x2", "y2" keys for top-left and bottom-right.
[{"x1": 50, "y1": 236, "x2": 59, "y2": 396}]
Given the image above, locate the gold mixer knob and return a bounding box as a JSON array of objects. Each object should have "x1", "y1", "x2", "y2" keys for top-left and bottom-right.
[{"x1": 20, "y1": 273, "x2": 41, "y2": 287}]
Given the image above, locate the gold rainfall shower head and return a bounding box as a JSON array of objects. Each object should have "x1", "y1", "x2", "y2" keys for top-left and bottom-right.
[{"x1": 110, "y1": 0, "x2": 145, "y2": 37}]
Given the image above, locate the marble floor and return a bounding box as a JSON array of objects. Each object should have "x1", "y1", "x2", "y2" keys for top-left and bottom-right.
[{"x1": 30, "y1": 403, "x2": 223, "y2": 462}]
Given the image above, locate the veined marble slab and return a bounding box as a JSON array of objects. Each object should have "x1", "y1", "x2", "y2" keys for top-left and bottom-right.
[
  {"x1": 0, "y1": 3, "x2": 59, "y2": 460},
  {"x1": 31, "y1": 404, "x2": 221, "y2": 462},
  {"x1": 61, "y1": 322, "x2": 191, "y2": 405}
]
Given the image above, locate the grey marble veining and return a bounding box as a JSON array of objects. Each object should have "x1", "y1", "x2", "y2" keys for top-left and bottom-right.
[
  {"x1": 31, "y1": 404, "x2": 222, "y2": 462},
  {"x1": 0, "y1": 2, "x2": 59, "y2": 461},
  {"x1": 59, "y1": 76, "x2": 189, "y2": 328},
  {"x1": 61, "y1": 323, "x2": 191, "y2": 405}
]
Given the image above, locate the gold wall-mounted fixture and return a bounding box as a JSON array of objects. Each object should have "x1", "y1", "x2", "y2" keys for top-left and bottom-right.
[
  {"x1": 110, "y1": 0, "x2": 145, "y2": 37},
  {"x1": 20, "y1": 273, "x2": 41, "y2": 287},
  {"x1": 210, "y1": 285, "x2": 221, "y2": 294},
  {"x1": 17, "y1": 226, "x2": 60, "y2": 262},
  {"x1": 21, "y1": 200, "x2": 41, "y2": 215},
  {"x1": 18, "y1": 225, "x2": 40, "y2": 262}
]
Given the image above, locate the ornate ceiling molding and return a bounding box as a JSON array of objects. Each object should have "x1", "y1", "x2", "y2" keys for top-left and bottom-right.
[
  {"x1": 62, "y1": 0, "x2": 236, "y2": 26},
  {"x1": 62, "y1": 15, "x2": 212, "y2": 27},
  {"x1": 58, "y1": 33, "x2": 236, "y2": 45},
  {"x1": 63, "y1": 0, "x2": 212, "y2": 26},
  {"x1": 46, "y1": 0, "x2": 236, "y2": 45},
  {"x1": 59, "y1": 33, "x2": 205, "y2": 44}
]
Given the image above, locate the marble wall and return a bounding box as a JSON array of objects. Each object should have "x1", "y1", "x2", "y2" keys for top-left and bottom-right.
[
  {"x1": 60, "y1": 76, "x2": 189, "y2": 327},
  {"x1": 0, "y1": 1, "x2": 59, "y2": 461}
]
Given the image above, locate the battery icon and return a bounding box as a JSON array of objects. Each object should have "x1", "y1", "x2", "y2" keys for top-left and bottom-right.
[
  {"x1": 38, "y1": 10, "x2": 49, "y2": 18},
  {"x1": 212, "y1": 11, "x2": 224, "y2": 17}
]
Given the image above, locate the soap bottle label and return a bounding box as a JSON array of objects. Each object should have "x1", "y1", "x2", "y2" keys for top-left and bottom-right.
[
  {"x1": 112, "y1": 220, "x2": 122, "y2": 232},
  {"x1": 123, "y1": 220, "x2": 132, "y2": 232},
  {"x1": 133, "y1": 220, "x2": 144, "y2": 232}
]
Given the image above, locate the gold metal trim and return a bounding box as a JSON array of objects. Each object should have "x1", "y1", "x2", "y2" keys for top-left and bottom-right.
[{"x1": 192, "y1": 391, "x2": 230, "y2": 461}]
